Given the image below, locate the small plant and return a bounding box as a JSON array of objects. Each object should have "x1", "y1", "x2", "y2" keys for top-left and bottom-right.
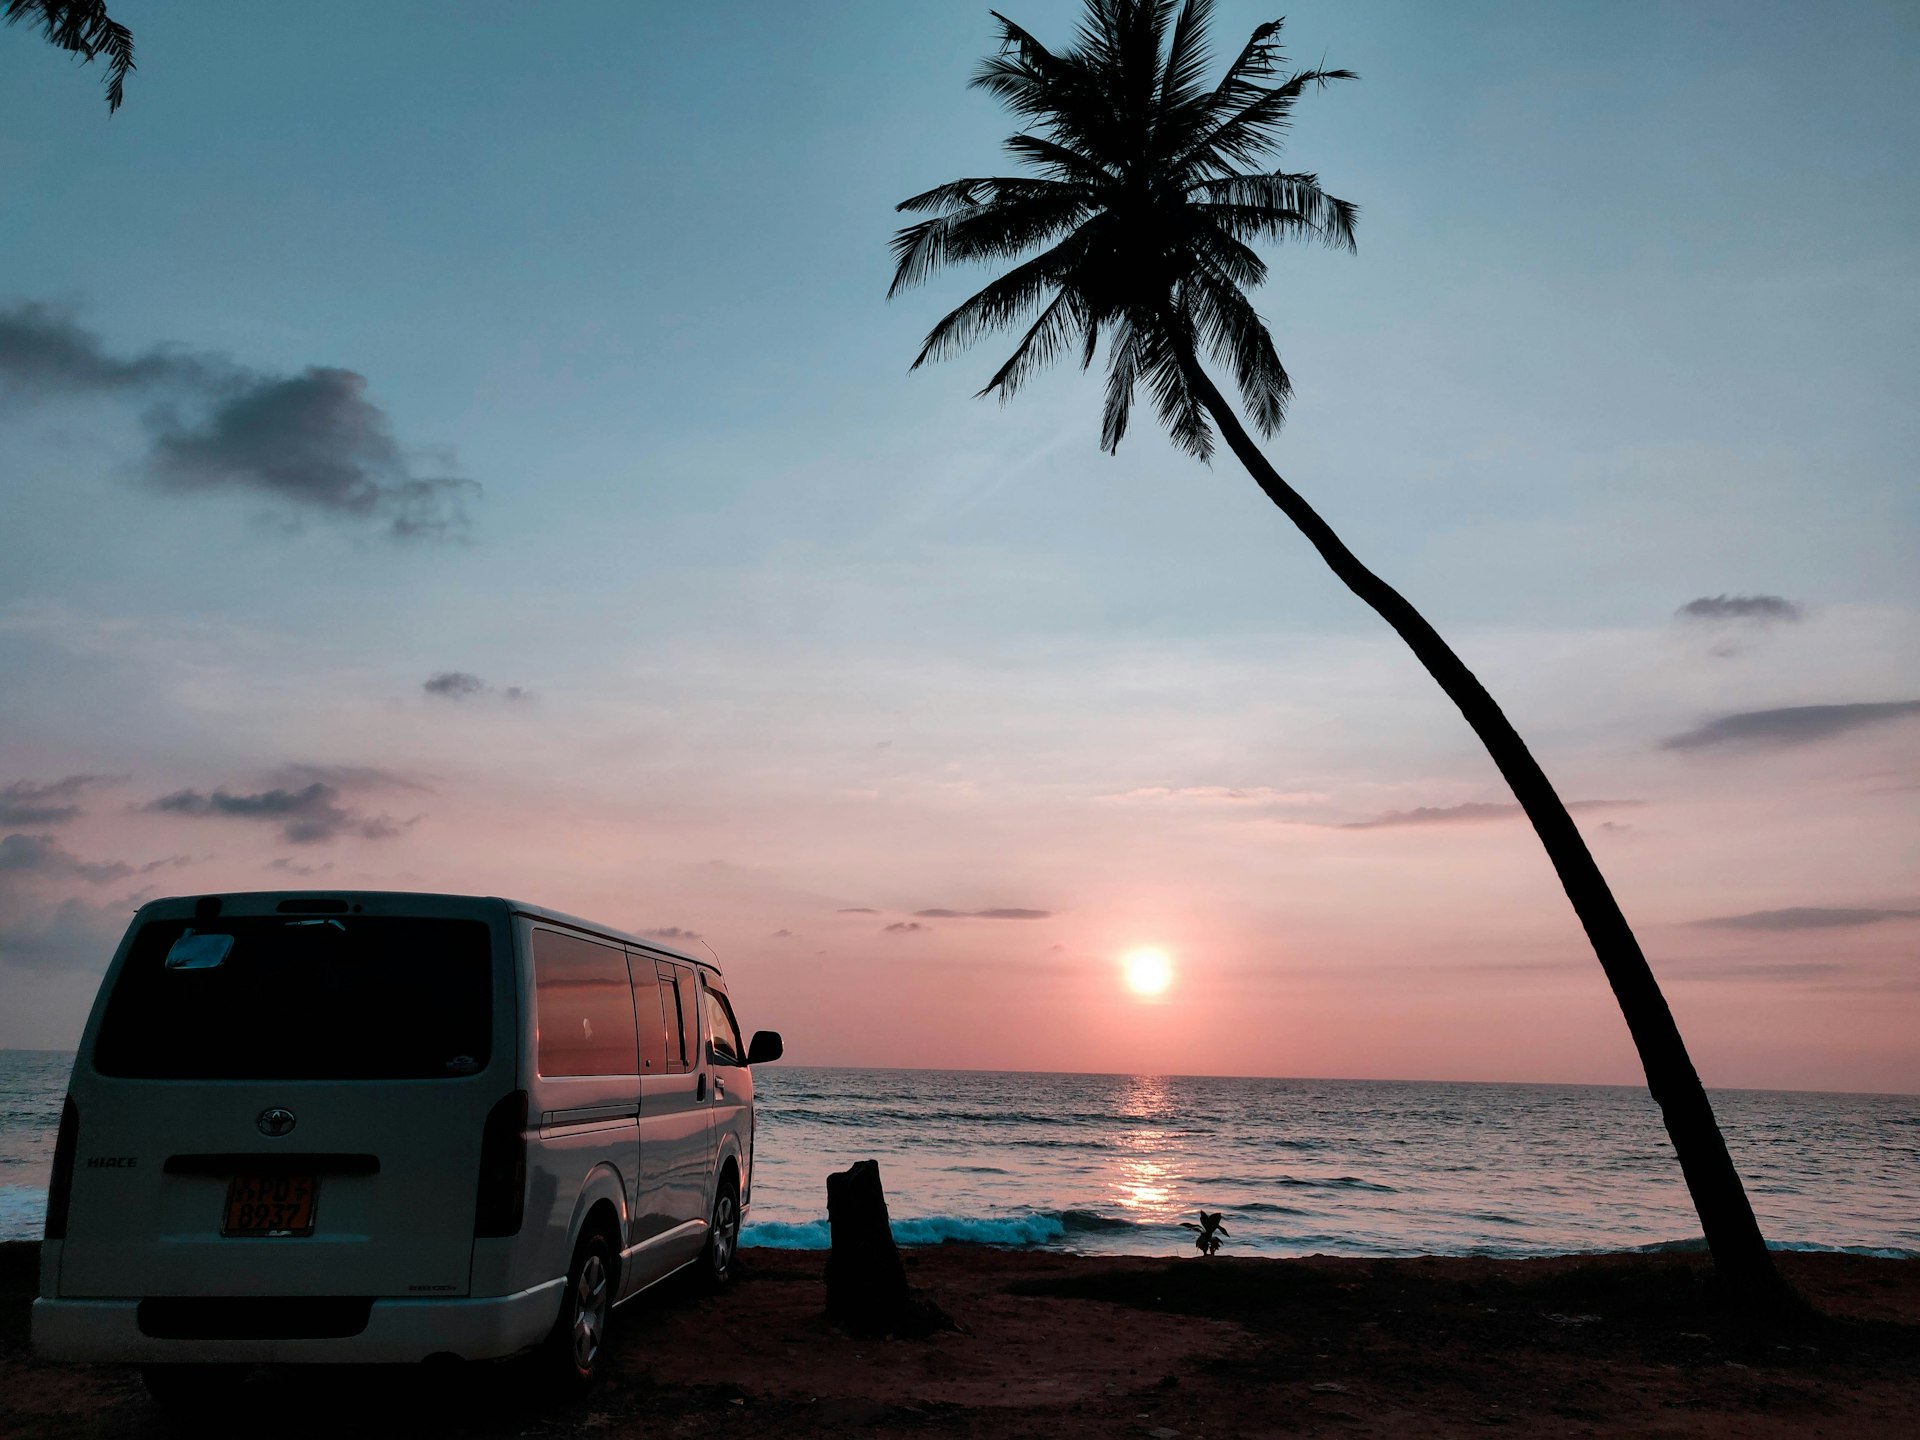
[{"x1": 1181, "y1": 1211, "x2": 1229, "y2": 1257}]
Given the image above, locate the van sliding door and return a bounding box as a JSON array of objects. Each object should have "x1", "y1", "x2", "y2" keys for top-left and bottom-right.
[{"x1": 630, "y1": 954, "x2": 710, "y2": 1278}]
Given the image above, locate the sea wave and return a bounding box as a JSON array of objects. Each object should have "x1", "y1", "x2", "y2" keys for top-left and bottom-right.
[{"x1": 742, "y1": 1207, "x2": 1138, "y2": 1251}]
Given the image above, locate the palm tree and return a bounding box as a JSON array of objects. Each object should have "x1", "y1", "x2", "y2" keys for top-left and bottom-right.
[
  {"x1": 889, "y1": 0, "x2": 1781, "y2": 1295},
  {"x1": 6, "y1": 0, "x2": 134, "y2": 112}
]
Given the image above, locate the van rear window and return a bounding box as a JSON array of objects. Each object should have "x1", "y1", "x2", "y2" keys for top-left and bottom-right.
[{"x1": 93, "y1": 917, "x2": 494, "y2": 1080}]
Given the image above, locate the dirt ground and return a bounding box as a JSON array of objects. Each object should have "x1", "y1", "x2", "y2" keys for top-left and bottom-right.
[{"x1": 3, "y1": 1239, "x2": 1917, "y2": 1438}]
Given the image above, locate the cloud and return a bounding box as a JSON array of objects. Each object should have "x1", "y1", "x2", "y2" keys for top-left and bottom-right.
[
  {"x1": 0, "y1": 301, "x2": 216, "y2": 393},
  {"x1": 912, "y1": 907, "x2": 1053, "y2": 919},
  {"x1": 145, "y1": 781, "x2": 411, "y2": 845},
  {"x1": 0, "y1": 833, "x2": 133, "y2": 884},
  {"x1": 265, "y1": 857, "x2": 334, "y2": 877},
  {"x1": 1690, "y1": 906, "x2": 1920, "y2": 932},
  {"x1": 647, "y1": 926, "x2": 703, "y2": 941},
  {"x1": 836, "y1": 907, "x2": 878, "y2": 914},
  {"x1": 423, "y1": 671, "x2": 533, "y2": 703},
  {"x1": 771, "y1": 928, "x2": 796, "y2": 939},
  {"x1": 883, "y1": 921, "x2": 927, "y2": 933},
  {"x1": 1096, "y1": 785, "x2": 1326, "y2": 806},
  {"x1": 0, "y1": 774, "x2": 115, "y2": 827},
  {"x1": 1661, "y1": 701, "x2": 1920, "y2": 752},
  {"x1": 266, "y1": 763, "x2": 427, "y2": 793},
  {"x1": 425, "y1": 670, "x2": 488, "y2": 699},
  {"x1": 1338, "y1": 799, "x2": 1640, "y2": 830},
  {"x1": 1675, "y1": 594, "x2": 1803, "y2": 624},
  {"x1": 0, "y1": 302, "x2": 478, "y2": 540}
]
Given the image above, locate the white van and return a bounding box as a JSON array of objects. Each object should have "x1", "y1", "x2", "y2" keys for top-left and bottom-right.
[{"x1": 30, "y1": 890, "x2": 782, "y2": 1398}]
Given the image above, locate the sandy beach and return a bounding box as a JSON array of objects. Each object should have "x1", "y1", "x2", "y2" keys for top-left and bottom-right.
[{"x1": 3, "y1": 1239, "x2": 1916, "y2": 1438}]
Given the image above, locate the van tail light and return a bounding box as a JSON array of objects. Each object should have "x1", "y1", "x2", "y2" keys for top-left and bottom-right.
[
  {"x1": 474, "y1": 1090, "x2": 527, "y2": 1237},
  {"x1": 45, "y1": 1096, "x2": 79, "y2": 1240}
]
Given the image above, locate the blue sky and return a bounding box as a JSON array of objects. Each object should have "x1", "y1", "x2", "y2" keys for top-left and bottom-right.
[{"x1": 2, "y1": 1, "x2": 1916, "y2": 1088}]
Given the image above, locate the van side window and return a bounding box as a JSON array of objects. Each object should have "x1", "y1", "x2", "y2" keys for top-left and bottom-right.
[
  {"x1": 673, "y1": 967, "x2": 701, "y2": 1069},
  {"x1": 627, "y1": 951, "x2": 670, "y2": 1074},
  {"x1": 704, "y1": 986, "x2": 743, "y2": 1065},
  {"x1": 656, "y1": 961, "x2": 702, "y2": 1072},
  {"x1": 656, "y1": 961, "x2": 690, "y2": 1074},
  {"x1": 532, "y1": 929, "x2": 639, "y2": 1077}
]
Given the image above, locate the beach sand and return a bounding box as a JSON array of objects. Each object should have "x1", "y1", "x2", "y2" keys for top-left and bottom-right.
[{"x1": 3, "y1": 1239, "x2": 1916, "y2": 1437}]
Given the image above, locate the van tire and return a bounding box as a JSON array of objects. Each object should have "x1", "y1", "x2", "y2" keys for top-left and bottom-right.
[
  {"x1": 703, "y1": 1174, "x2": 741, "y2": 1289},
  {"x1": 140, "y1": 1364, "x2": 244, "y2": 1408},
  {"x1": 540, "y1": 1228, "x2": 615, "y2": 1392}
]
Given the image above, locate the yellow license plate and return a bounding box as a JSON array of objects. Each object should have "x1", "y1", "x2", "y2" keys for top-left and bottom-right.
[{"x1": 223, "y1": 1174, "x2": 317, "y2": 1236}]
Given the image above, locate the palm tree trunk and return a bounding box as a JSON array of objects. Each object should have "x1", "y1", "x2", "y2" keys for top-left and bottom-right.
[{"x1": 1176, "y1": 355, "x2": 1781, "y2": 1295}]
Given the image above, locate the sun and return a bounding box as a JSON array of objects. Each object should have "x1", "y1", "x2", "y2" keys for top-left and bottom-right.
[{"x1": 1122, "y1": 949, "x2": 1172, "y2": 997}]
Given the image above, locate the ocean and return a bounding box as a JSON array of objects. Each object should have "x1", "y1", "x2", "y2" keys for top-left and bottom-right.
[{"x1": 3, "y1": 1052, "x2": 1914, "y2": 1258}]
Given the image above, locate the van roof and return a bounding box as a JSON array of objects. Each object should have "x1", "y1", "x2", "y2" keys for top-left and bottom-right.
[{"x1": 130, "y1": 890, "x2": 714, "y2": 973}]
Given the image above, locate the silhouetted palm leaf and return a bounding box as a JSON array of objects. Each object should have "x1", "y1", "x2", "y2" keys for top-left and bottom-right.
[{"x1": 6, "y1": 0, "x2": 134, "y2": 112}]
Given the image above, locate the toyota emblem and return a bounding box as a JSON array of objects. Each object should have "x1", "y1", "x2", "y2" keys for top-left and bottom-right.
[{"x1": 257, "y1": 1107, "x2": 296, "y2": 1138}]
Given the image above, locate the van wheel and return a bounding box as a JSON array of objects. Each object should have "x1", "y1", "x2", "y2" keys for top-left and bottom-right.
[
  {"x1": 140, "y1": 1364, "x2": 245, "y2": 1408},
  {"x1": 542, "y1": 1229, "x2": 614, "y2": 1392},
  {"x1": 704, "y1": 1176, "x2": 741, "y2": 1288}
]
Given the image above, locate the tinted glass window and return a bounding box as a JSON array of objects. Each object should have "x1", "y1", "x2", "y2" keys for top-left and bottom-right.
[
  {"x1": 657, "y1": 961, "x2": 698, "y2": 1073},
  {"x1": 704, "y1": 986, "x2": 742, "y2": 1065},
  {"x1": 94, "y1": 917, "x2": 493, "y2": 1080},
  {"x1": 533, "y1": 930, "x2": 639, "y2": 1077},
  {"x1": 628, "y1": 951, "x2": 670, "y2": 1074},
  {"x1": 673, "y1": 967, "x2": 701, "y2": 1069}
]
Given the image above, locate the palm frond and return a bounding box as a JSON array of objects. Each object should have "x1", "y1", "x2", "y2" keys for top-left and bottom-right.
[
  {"x1": 909, "y1": 234, "x2": 1089, "y2": 370},
  {"x1": 1157, "y1": 0, "x2": 1215, "y2": 114},
  {"x1": 1100, "y1": 317, "x2": 1140, "y2": 453},
  {"x1": 5, "y1": 0, "x2": 134, "y2": 111},
  {"x1": 978, "y1": 287, "x2": 1090, "y2": 399},
  {"x1": 1137, "y1": 314, "x2": 1213, "y2": 459},
  {"x1": 1185, "y1": 265, "x2": 1291, "y2": 435},
  {"x1": 889, "y1": 188, "x2": 1093, "y2": 297},
  {"x1": 1183, "y1": 65, "x2": 1357, "y2": 175},
  {"x1": 1191, "y1": 171, "x2": 1358, "y2": 251}
]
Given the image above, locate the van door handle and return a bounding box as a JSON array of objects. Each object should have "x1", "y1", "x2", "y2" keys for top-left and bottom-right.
[{"x1": 696, "y1": 1074, "x2": 707, "y2": 1102}]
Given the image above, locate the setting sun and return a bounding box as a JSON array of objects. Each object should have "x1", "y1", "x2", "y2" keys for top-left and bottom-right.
[{"x1": 1121, "y1": 949, "x2": 1172, "y2": 997}]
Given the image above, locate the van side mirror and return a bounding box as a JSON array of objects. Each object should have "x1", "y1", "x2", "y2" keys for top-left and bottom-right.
[{"x1": 745, "y1": 1030, "x2": 783, "y2": 1066}]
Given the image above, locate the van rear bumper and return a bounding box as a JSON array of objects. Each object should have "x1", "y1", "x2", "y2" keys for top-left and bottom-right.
[{"x1": 31, "y1": 1279, "x2": 565, "y2": 1364}]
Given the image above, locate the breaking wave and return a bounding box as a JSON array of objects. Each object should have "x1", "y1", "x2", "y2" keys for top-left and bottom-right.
[{"x1": 743, "y1": 1207, "x2": 1137, "y2": 1251}]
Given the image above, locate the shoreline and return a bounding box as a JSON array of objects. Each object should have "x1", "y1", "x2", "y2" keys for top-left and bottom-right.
[{"x1": 5, "y1": 1240, "x2": 1918, "y2": 1437}]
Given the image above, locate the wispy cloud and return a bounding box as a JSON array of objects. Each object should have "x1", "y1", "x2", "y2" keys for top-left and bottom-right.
[
  {"x1": 1690, "y1": 906, "x2": 1920, "y2": 931},
  {"x1": 647, "y1": 925, "x2": 703, "y2": 941},
  {"x1": 1661, "y1": 701, "x2": 1920, "y2": 751},
  {"x1": 1338, "y1": 799, "x2": 1640, "y2": 830},
  {"x1": 1675, "y1": 594, "x2": 1803, "y2": 624},
  {"x1": 0, "y1": 302, "x2": 479, "y2": 539},
  {"x1": 0, "y1": 833, "x2": 133, "y2": 884},
  {"x1": 913, "y1": 906, "x2": 1052, "y2": 919},
  {"x1": 424, "y1": 671, "x2": 533, "y2": 703},
  {"x1": 883, "y1": 921, "x2": 928, "y2": 934},
  {"x1": 0, "y1": 774, "x2": 117, "y2": 827},
  {"x1": 836, "y1": 907, "x2": 878, "y2": 914},
  {"x1": 144, "y1": 767, "x2": 419, "y2": 845},
  {"x1": 265, "y1": 857, "x2": 334, "y2": 877},
  {"x1": 1095, "y1": 785, "x2": 1325, "y2": 806}
]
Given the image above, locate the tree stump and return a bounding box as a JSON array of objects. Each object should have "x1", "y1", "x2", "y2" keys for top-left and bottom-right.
[{"x1": 824, "y1": 1159, "x2": 954, "y2": 1337}]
